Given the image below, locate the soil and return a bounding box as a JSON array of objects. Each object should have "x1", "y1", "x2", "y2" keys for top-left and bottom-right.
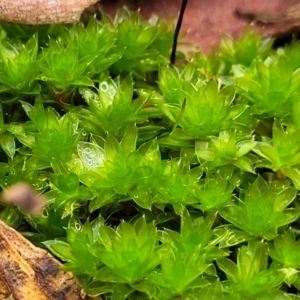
[{"x1": 100, "y1": 0, "x2": 298, "y2": 52}]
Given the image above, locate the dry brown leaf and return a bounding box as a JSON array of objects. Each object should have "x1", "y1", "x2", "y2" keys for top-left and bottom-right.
[
  {"x1": 235, "y1": 0, "x2": 300, "y2": 41},
  {"x1": 0, "y1": 220, "x2": 100, "y2": 300},
  {"x1": 2, "y1": 183, "x2": 46, "y2": 216}
]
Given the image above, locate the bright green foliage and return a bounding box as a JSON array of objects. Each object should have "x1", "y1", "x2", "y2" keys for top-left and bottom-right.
[
  {"x1": 45, "y1": 216, "x2": 160, "y2": 299},
  {"x1": 217, "y1": 241, "x2": 286, "y2": 299},
  {"x1": 157, "y1": 64, "x2": 199, "y2": 104},
  {"x1": 1, "y1": 9, "x2": 300, "y2": 300},
  {"x1": 234, "y1": 55, "x2": 300, "y2": 119},
  {"x1": 21, "y1": 98, "x2": 80, "y2": 167},
  {"x1": 147, "y1": 159, "x2": 201, "y2": 208},
  {"x1": 76, "y1": 125, "x2": 151, "y2": 210},
  {"x1": 110, "y1": 9, "x2": 173, "y2": 78},
  {"x1": 0, "y1": 35, "x2": 40, "y2": 94},
  {"x1": 193, "y1": 171, "x2": 239, "y2": 211},
  {"x1": 196, "y1": 130, "x2": 256, "y2": 172},
  {"x1": 78, "y1": 74, "x2": 148, "y2": 133},
  {"x1": 0, "y1": 102, "x2": 16, "y2": 160},
  {"x1": 95, "y1": 217, "x2": 159, "y2": 283},
  {"x1": 158, "y1": 73, "x2": 246, "y2": 140},
  {"x1": 48, "y1": 172, "x2": 94, "y2": 215},
  {"x1": 277, "y1": 40, "x2": 300, "y2": 71},
  {"x1": 145, "y1": 209, "x2": 226, "y2": 299},
  {"x1": 44, "y1": 217, "x2": 104, "y2": 276},
  {"x1": 0, "y1": 154, "x2": 47, "y2": 190},
  {"x1": 268, "y1": 228, "x2": 300, "y2": 289},
  {"x1": 220, "y1": 30, "x2": 273, "y2": 66},
  {"x1": 171, "y1": 81, "x2": 240, "y2": 139},
  {"x1": 219, "y1": 176, "x2": 298, "y2": 239},
  {"x1": 26, "y1": 207, "x2": 69, "y2": 241},
  {"x1": 254, "y1": 121, "x2": 300, "y2": 188},
  {"x1": 59, "y1": 18, "x2": 122, "y2": 76},
  {"x1": 191, "y1": 50, "x2": 227, "y2": 79},
  {"x1": 38, "y1": 38, "x2": 94, "y2": 94},
  {"x1": 131, "y1": 143, "x2": 202, "y2": 210},
  {"x1": 268, "y1": 229, "x2": 300, "y2": 269}
]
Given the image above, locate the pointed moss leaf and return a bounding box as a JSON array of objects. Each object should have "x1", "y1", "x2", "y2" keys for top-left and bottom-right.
[
  {"x1": 214, "y1": 226, "x2": 252, "y2": 248},
  {"x1": 51, "y1": 172, "x2": 79, "y2": 194},
  {"x1": 282, "y1": 267, "x2": 299, "y2": 287},
  {"x1": 71, "y1": 76, "x2": 94, "y2": 87},
  {"x1": 253, "y1": 143, "x2": 280, "y2": 168},
  {"x1": 104, "y1": 134, "x2": 122, "y2": 161},
  {"x1": 195, "y1": 141, "x2": 215, "y2": 161},
  {"x1": 217, "y1": 241, "x2": 285, "y2": 296},
  {"x1": 220, "y1": 176, "x2": 297, "y2": 239},
  {"x1": 0, "y1": 132, "x2": 15, "y2": 160},
  {"x1": 89, "y1": 190, "x2": 117, "y2": 212},
  {"x1": 269, "y1": 229, "x2": 300, "y2": 269},
  {"x1": 120, "y1": 74, "x2": 134, "y2": 103},
  {"x1": 120, "y1": 124, "x2": 138, "y2": 156},
  {"x1": 84, "y1": 280, "x2": 115, "y2": 297},
  {"x1": 77, "y1": 141, "x2": 105, "y2": 169},
  {"x1": 7, "y1": 124, "x2": 35, "y2": 148},
  {"x1": 219, "y1": 206, "x2": 245, "y2": 231},
  {"x1": 95, "y1": 267, "x2": 125, "y2": 283},
  {"x1": 0, "y1": 35, "x2": 40, "y2": 94},
  {"x1": 0, "y1": 102, "x2": 4, "y2": 131},
  {"x1": 43, "y1": 240, "x2": 74, "y2": 263},
  {"x1": 273, "y1": 186, "x2": 297, "y2": 211},
  {"x1": 217, "y1": 257, "x2": 238, "y2": 281},
  {"x1": 220, "y1": 30, "x2": 272, "y2": 66},
  {"x1": 112, "y1": 283, "x2": 134, "y2": 300},
  {"x1": 235, "y1": 139, "x2": 257, "y2": 157},
  {"x1": 281, "y1": 168, "x2": 300, "y2": 190},
  {"x1": 97, "y1": 219, "x2": 159, "y2": 283},
  {"x1": 234, "y1": 156, "x2": 255, "y2": 173},
  {"x1": 19, "y1": 100, "x2": 34, "y2": 117}
]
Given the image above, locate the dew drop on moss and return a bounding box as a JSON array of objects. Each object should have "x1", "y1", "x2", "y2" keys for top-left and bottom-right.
[
  {"x1": 100, "y1": 82, "x2": 108, "y2": 92},
  {"x1": 75, "y1": 222, "x2": 81, "y2": 231},
  {"x1": 83, "y1": 148, "x2": 92, "y2": 154}
]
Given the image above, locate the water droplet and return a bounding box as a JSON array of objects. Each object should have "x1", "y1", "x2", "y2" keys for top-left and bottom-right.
[
  {"x1": 100, "y1": 82, "x2": 108, "y2": 92},
  {"x1": 82, "y1": 131, "x2": 87, "y2": 136},
  {"x1": 86, "y1": 159, "x2": 94, "y2": 166},
  {"x1": 75, "y1": 222, "x2": 81, "y2": 231},
  {"x1": 10, "y1": 169, "x2": 15, "y2": 175},
  {"x1": 4, "y1": 179, "x2": 8, "y2": 186},
  {"x1": 83, "y1": 148, "x2": 91, "y2": 154}
]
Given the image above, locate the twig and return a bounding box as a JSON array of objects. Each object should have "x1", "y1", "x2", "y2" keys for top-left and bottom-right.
[{"x1": 170, "y1": 0, "x2": 189, "y2": 64}]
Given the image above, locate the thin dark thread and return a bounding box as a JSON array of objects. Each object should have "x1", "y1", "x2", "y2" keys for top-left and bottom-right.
[{"x1": 170, "y1": 0, "x2": 189, "y2": 64}]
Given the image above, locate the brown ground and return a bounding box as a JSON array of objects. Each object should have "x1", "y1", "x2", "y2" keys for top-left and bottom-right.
[{"x1": 100, "y1": 0, "x2": 298, "y2": 52}]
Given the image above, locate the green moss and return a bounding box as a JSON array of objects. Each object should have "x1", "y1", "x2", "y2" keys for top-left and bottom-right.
[{"x1": 0, "y1": 9, "x2": 300, "y2": 300}]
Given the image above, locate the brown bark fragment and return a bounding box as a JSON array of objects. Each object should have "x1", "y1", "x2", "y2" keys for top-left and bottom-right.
[
  {"x1": 0, "y1": 220, "x2": 100, "y2": 300},
  {"x1": 0, "y1": 0, "x2": 98, "y2": 24}
]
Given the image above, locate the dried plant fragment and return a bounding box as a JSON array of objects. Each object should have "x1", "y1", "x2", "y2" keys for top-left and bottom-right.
[
  {"x1": 0, "y1": 220, "x2": 100, "y2": 300},
  {"x1": 0, "y1": 0, "x2": 98, "y2": 25},
  {"x1": 2, "y1": 183, "x2": 46, "y2": 215},
  {"x1": 235, "y1": 1, "x2": 300, "y2": 24},
  {"x1": 235, "y1": 1, "x2": 300, "y2": 41}
]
